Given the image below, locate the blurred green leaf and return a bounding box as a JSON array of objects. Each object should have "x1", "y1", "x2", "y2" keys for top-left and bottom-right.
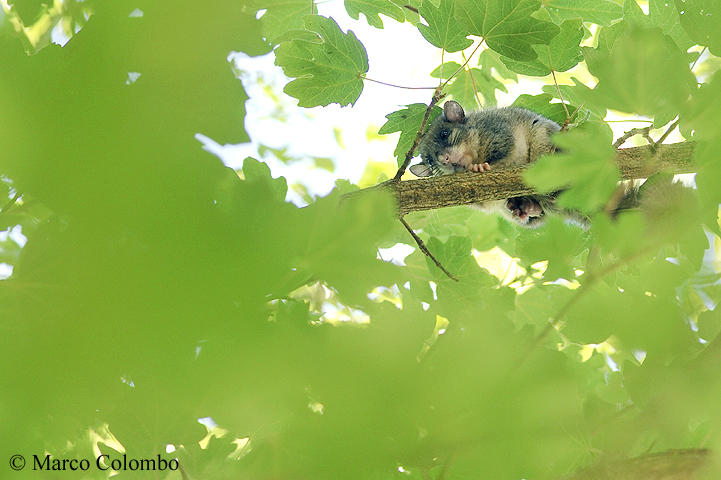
[
  {"x1": 525, "y1": 121, "x2": 619, "y2": 214},
  {"x1": 623, "y1": 0, "x2": 694, "y2": 51},
  {"x1": 8, "y1": 0, "x2": 46, "y2": 25},
  {"x1": 541, "y1": 77, "x2": 608, "y2": 121},
  {"x1": 543, "y1": 0, "x2": 623, "y2": 26},
  {"x1": 516, "y1": 216, "x2": 587, "y2": 281},
  {"x1": 675, "y1": 0, "x2": 721, "y2": 56},
  {"x1": 295, "y1": 189, "x2": 401, "y2": 305},
  {"x1": 479, "y1": 48, "x2": 519, "y2": 82},
  {"x1": 431, "y1": 61, "x2": 507, "y2": 107},
  {"x1": 452, "y1": 68, "x2": 501, "y2": 107},
  {"x1": 512, "y1": 93, "x2": 571, "y2": 125},
  {"x1": 583, "y1": 25, "x2": 696, "y2": 116}
]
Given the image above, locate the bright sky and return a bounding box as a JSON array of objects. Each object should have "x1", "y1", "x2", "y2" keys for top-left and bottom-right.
[{"x1": 206, "y1": 3, "x2": 443, "y2": 203}]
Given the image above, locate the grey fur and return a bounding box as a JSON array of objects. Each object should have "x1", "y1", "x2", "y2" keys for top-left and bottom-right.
[{"x1": 411, "y1": 100, "x2": 583, "y2": 228}]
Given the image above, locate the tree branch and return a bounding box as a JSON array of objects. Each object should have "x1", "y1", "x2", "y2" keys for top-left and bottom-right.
[
  {"x1": 556, "y1": 448, "x2": 710, "y2": 480},
  {"x1": 349, "y1": 142, "x2": 696, "y2": 217}
]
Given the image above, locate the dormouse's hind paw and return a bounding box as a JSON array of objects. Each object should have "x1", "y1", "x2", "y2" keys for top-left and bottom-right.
[
  {"x1": 507, "y1": 197, "x2": 543, "y2": 223},
  {"x1": 467, "y1": 162, "x2": 491, "y2": 172}
]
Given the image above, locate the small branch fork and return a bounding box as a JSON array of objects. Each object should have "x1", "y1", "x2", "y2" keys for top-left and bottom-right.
[
  {"x1": 393, "y1": 86, "x2": 446, "y2": 181},
  {"x1": 386, "y1": 40, "x2": 488, "y2": 281},
  {"x1": 392, "y1": 85, "x2": 456, "y2": 281}
]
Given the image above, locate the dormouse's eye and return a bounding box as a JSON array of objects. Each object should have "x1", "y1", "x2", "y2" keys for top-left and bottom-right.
[{"x1": 439, "y1": 129, "x2": 451, "y2": 141}]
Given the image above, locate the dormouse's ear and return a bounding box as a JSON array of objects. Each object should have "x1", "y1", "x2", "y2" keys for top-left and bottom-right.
[
  {"x1": 443, "y1": 100, "x2": 465, "y2": 123},
  {"x1": 409, "y1": 163, "x2": 433, "y2": 177}
]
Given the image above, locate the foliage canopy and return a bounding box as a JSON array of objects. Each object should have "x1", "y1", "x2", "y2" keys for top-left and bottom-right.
[{"x1": 1, "y1": 0, "x2": 721, "y2": 479}]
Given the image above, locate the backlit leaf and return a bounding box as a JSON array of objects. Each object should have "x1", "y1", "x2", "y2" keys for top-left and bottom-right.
[
  {"x1": 344, "y1": 0, "x2": 405, "y2": 28},
  {"x1": 378, "y1": 103, "x2": 442, "y2": 164},
  {"x1": 500, "y1": 19, "x2": 584, "y2": 76},
  {"x1": 454, "y1": 0, "x2": 560, "y2": 61},
  {"x1": 274, "y1": 15, "x2": 368, "y2": 107},
  {"x1": 418, "y1": 0, "x2": 474, "y2": 52}
]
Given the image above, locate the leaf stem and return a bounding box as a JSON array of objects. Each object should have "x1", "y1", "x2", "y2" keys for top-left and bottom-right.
[
  {"x1": 461, "y1": 50, "x2": 482, "y2": 107},
  {"x1": 551, "y1": 70, "x2": 571, "y2": 120},
  {"x1": 654, "y1": 118, "x2": 680, "y2": 149},
  {"x1": 361, "y1": 75, "x2": 437, "y2": 90},
  {"x1": 440, "y1": 39, "x2": 485, "y2": 90}
]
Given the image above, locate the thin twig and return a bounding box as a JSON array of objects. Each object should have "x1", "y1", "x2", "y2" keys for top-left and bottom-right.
[
  {"x1": 551, "y1": 70, "x2": 571, "y2": 120},
  {"x1": 653, "y1": 118, "x2": 680, "y2": 150},
  {"x1": 402, "y1": 4, "x2": 419, "y2": 14},
  {"x1": 393, "y1": 86, "x2": 445, "y2": 180},
  {"x1": 440, "y1": 39, "x2": 485, "y2": 90},
  {"x1": 563, "y1": 102, "x2": 585, "y2": 130},
  {"x1": 400, "y1": 217, "x2": 459, "y2": 282},
  {"x1": 613, "y1": 126, "x2": 652, "y2": 148},
  {"x1": 461, "y1": 51, "x2": 482, "y2": 107}
]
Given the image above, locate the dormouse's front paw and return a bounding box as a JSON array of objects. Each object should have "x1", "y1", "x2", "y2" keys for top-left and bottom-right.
[{"x1": 467, "y1": 162, "x2": 491, "y2": 172}]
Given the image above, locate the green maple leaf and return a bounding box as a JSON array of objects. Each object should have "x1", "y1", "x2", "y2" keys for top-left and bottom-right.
[
  {"x1": 254, "y1": 0, "x2": 317, "y2": 44},
  {"x1": 543, "y1": 0, "x2": 623, "y2": 26},
  {"x1": 430, "y1": 61, "x2": 464, "y2": 81},
  {"x1": 675, "y1": 0, "x2": 721, "y2": 56},
  {"x1": 344, "y1": 0, "x2": 405, "y2": 29},
  {"x1": 500, "y1": 19, "x2": 583, "y2": 76},
  {"x1": 274, "y1": 15, "x2": 369, "y2": 107},
  {"x1": 623, "y1": 0, "x2": 694, "y2": 51},
  {"x1": 454, "y1": 0, "x2": 560, "y2": 61},
  {"x1": 378, "y1": 104, "x2": 442, "y2": 164},
  {"x1": 478, "y1": 48, "x2": 518, "y2": 82},
  {"x1": 418, "y1": 0, "x2": 474, "y2": 52}
]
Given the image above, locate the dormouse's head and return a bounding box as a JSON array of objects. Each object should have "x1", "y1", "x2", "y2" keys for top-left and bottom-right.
[{"x1": 411, "y1": 100, "x2": 514, "y2": 177}]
